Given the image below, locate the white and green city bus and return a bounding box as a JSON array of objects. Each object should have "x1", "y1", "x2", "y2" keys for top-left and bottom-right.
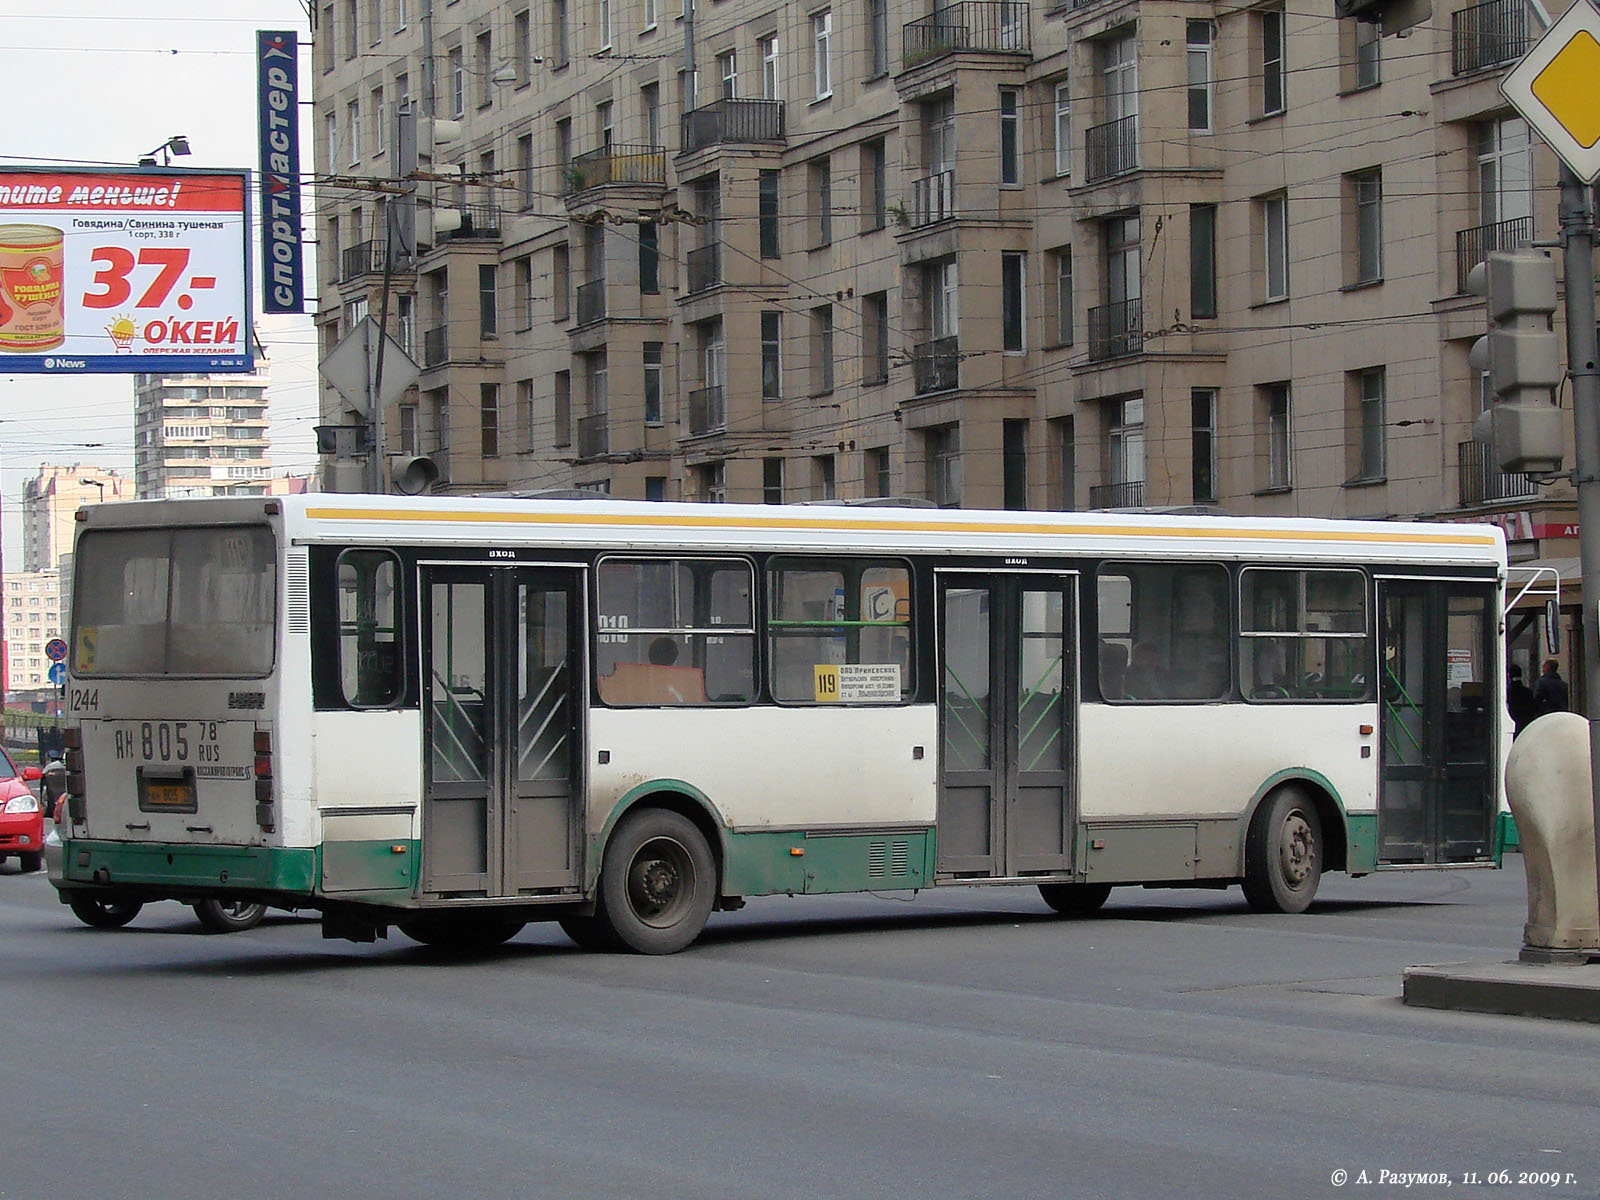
[{"x1": 53, "y1": 494, "x2": 1509, "y2": 953}]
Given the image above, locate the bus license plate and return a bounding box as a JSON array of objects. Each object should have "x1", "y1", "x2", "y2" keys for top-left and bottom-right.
[{"x1": 138, "y1": 768, "x2": 198, "y2": 814}]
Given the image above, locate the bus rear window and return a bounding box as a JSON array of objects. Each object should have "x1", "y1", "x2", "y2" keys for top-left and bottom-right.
[{"x1": 72, "y1": 527, "x2": 276, "y2": 677}]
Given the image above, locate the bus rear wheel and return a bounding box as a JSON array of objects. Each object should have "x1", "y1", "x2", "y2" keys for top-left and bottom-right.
[
  {"x1": 1038, "y1": 882, "x2": 1112, "y2": 915},
  {"x1": 192, "y1": 898, "x2": 268, "y2": 934},
  {"x1": 1242, "y1": 787, "x2": 1323, "y2": 914},
  {"x1": 68, "y1": 894, "x2": 144, "y2": 930},
  {"x1": 594, "y1": 809, "x2": 715, "y2": 955}
]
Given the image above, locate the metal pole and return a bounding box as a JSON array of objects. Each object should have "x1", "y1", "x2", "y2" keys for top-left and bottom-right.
[{"x1": 1557, "y1": 163, "x2": 1600, "y2": 944}]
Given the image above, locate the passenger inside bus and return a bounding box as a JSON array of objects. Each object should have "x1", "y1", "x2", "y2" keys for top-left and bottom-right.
[{"x1": 598, "y1": 637, "x2": 708, "y2": 704}]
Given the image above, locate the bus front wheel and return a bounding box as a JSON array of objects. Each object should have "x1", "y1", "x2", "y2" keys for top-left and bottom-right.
[
  {"x1": 595, "y1": 809, "x2": 716, "y2": 954},
  {"x1": 1038, "y1": 882, "x2": 1112, "y2": 915},
  {"x1": 1242, "y1": 787, "x2": 1323, "y2": 914}
]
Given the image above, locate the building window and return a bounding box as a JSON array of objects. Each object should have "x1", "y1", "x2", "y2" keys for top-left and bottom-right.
[
  {"x1": 481, "y1": 383, "x2": 500, "y2": 457},
  {"x1": 999, "y1": 88, "x2": 1020, "y2": 185},
  {"x1": 479, "y1": 263, "x2": 498, "y2": 336},
  {"x1": 1002, "y1": 252, "x2": 1025, "y2": 353},
  {"x1": 1349, "y1": 169, "x2": 1383, "y2": 285},
  {"x1": 1477, "y1": 117, "x2": 1534, "y2": 226},
  {"x1": 644, "y1": 342, "x2": 663, "y2": 424},
  {"x1": 760, "y1": 33, "x2": 779, "y2": 98},
  {"x1": 1003, "y1": 419, "x2": 1027, "y2": 510},
  {"x1": 860, "y1": 139, "x2": 887, "y2": 232},
  {"x1": 863, "y1": 291, "x2": 889, "y2": 385},
  {"x1": 1260, "y1": 191, "x2": 1288, "y2": 302},
  {"x1": 1350, "y1": 19, "x2": 1380, "y2": 90},
  {"x1": 639, "y1": 221, "x2": 660, "y2": 293},
  {"x1": 928, "y1": 426, "x2": 961, "y2": 508},
  {"x1": 1261, "y1": 382, "x2": 1291, "y2": 490},
  {"x1": 1188, "y1": 20, "x2": 1215, "y2": 132},
  {"x1": 514, "y1": 10, "x2": 532, "y2": 84},
  {"x1": 1052, "y1": 417, "x2": 1075, "y2": 509},
  {"x1": 1190, "y1": 203, "x2": 1217, "y2": 319},
  {"x1": 1053, "y1": 81, "x2": 1071, "y2": 177},
  {"x1": 810, "y1": 305, "x2": 834, "y2": 394},
  {"x1": 370, "y1": 87, "x2": 386, "y2": 156},
  {"x1": 475, "y1": 31, "x2": 493, "y2": 108},
  {"x1": 552, "y1": 242, "x2": 570, "y2": 321},
  {"x1": 553, "y1": 0, "x2": 570, "y2": 68},
  {"x1": 642, "y1": 0, "x2": 656, "y2": 28},
  {"x1": 1108, "y1": 396, "x2": 1145, "y2": 490},
  {"x1": 868, "y1": 447, "x2": 891, "y2": 497},
  {"x1": 811, "y1": 9, "x2": 832, "y2": 99},
  {"x1": 516, "y1": 133, "x2": 535, "y2": 209},
  {"x1": 761, "y1": 310, "x2": 782, "y2": 400},
  {"x1": 599, "y1": 0, "x2": 612, "y2": 50},
  {"x1": 718, "y1": 49, "x2": 737, "y2": 98},
  {"x1": 1350, "y1": 366, "x2": 1386, "y2": 481},
  {"x1": 812, "y1": 455, "x2": 836, "y2": 501},
  {"x1": 448, "y1": 45, "x2": 464, "y2": 117},
  {"x1": 1192, "y1": 388, "x2": 1217, "y2": 504},
  {"x1": 1259, "y1": 8, "x2": 1285, "y2": 116},
  {"x1": 641, "y1": 83, "x2": 660, "y2": 147},
  {"x1": 517, "y1": 380, "x2": 535, "y2": 451},
  {"x1": 764, "y1": 457, "x2": 784, "y2": 504},
  {"x1": 1051, "y1": 246, "x2": 1073, "y2": 346},
  {"x1": 346, "y1": 99, "x2": 361, "y2": 166},
  {"x1": 809, "y1": 156, "x2": 831, "y2": 247},
  {"x1": 554, "y1": 370, "x2": 571, "y2": 447},
  {"x1": 759, "y1": 169, "x2": 781, "y2": 258}
]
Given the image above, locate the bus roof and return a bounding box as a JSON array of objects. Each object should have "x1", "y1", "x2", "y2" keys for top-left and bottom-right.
[{"x1": 83, "y1": 493, "x2": 1502, "y2": 568}]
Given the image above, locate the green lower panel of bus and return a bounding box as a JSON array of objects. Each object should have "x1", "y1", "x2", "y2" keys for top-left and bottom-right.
[
  {"x1": 61, "y1": 840, "x2": 319, "y2": 894},
  {"x1": 1346, "y1": 813, "x2": 1379, "y2": 874},
  {"x1": 722, "y1": 828, "x2": 934, "y2": 897}
]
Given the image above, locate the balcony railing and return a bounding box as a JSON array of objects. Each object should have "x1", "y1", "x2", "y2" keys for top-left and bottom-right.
[
  {"x1": 1458, "y1": 439, "x2": 1538, "y2": 506},
  {"x1": 903, "y1": 2, "x2": 1031, "y2": 69},
  {"x1": 681, "y1": 99, "x2": 787, "y2": 153},
  {"x1": 340, "y1": 239, "x2": 413, "y2": 282},
  {"x1": 1087, "y1": 299, "x2": 1143, "y2": 361},
  {"x1": 1452, "y1": 0, "x2": 1530, "y2": 74},
  {"x1": 434, "y1": 203, "x2": 503, "y2": 244},
  {"x1": 910, "y1": 170, "x2": 956, "y2": 227},
  {"x1": 686, "y1": 242, "x2": 721, "y2": 294},
  {"x1": 575, "y1": 278, "x2": 606, "y2": 326},
  {"x1": 1089, "y1": 480, "x2": 1146, "y2": 509},
  {"x1": 689, "y1": 385, "x2": 726, "y2": 436},
  {"x1": 565, "y1": 144, "x2": 667, "y2": 193},
  {"x1": 912, "y1": 335, "x2": 959, "y2": 395},
  {"x1": 422, "y1": 325, "x2": 448, "y2": 367},
  {"x1": 1085, "y1": 114, "x2": 1138, "y2": 183},
  {"x1": 1455, "y1": 215, "x2": 1533, "y2": 293},
  {"x1": 577, "y1": 413, "x2": 609, "y2": 459}
]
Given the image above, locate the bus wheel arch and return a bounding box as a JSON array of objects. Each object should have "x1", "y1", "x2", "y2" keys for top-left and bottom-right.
[
  {"x1": 593, "y1": 804, "x2": 719, "y2": 954},
  {"x1": 1241, "y1": 779, "x2": 1337, "y2": 914}
]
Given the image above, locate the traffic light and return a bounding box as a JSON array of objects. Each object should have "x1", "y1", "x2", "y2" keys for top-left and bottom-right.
[{"x1": 1467, "y1": 250, "x2": 1564, "y2": 475}]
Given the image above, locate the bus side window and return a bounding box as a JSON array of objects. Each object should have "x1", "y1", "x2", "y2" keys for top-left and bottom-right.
[{"x1": 337, "y1": 549, "x2": 404, "y2": 707}]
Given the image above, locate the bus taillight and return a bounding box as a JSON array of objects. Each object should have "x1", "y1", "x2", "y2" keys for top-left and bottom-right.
[
  {"x1": 61, "y1": 725, "x2": 86, "y2": 822},
  {"x1": 253, "y1": 730, "x2": 275, "y2": 832}
]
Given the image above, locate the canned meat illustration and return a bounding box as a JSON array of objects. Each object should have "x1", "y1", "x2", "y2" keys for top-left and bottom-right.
[{"x1": 0, "y1": 224, "x2": 65, "y2": 352}]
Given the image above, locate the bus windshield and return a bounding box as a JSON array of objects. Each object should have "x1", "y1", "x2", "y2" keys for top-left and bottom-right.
[{"x1": 72, "y1": 526, "x2": 277, "y2": 677}]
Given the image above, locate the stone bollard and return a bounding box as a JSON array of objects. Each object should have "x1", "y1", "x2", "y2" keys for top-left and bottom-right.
[{"x1": 1504, "y1": 711, "x2": 1600, "y2": 961}]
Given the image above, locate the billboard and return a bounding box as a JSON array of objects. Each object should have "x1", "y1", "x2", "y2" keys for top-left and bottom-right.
[
  {"x1": 0, "y1": 167, "x2": 253, "y2": 373},
  {"x1": 257, "y1": 30, "x2": 305, "y2": 314}
]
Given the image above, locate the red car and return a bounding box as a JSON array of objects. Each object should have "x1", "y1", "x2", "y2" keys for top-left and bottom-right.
[{"x1": 0, "y1": 747, "x2": 44, "y2": 873}]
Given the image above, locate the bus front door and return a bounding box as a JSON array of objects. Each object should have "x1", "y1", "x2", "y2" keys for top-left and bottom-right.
[
  {"x1": 936, "y1": 574, "x2": 1077, "y2": 879},
  {"x1": 1377, "y1": 578, "x2": 1496, "y2": 865},
  {"x1": 421, "y1": 565, "x2": 583, "y2": 897}
]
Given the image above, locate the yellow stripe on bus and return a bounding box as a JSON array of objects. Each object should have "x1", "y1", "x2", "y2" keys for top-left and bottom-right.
[{"x1": 303, "y1": 506, "x2": 1500, "y2": 549}]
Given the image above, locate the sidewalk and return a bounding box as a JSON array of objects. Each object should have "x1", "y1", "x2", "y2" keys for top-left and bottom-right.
[{"x1": 1403, "y1": 958, "x2": 1600, "y2": 1022}]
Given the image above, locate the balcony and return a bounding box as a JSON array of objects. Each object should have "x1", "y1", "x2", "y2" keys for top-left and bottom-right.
[
  {"x1": 1458, "y1": 439, "x2": 1537, "y2": 506},
  {"x1": 689, "y1": 385, "x2": 726, "y2": 436},
  {"x1": 575, "y1": 278, "x2": 606, "y2": 326},
  {"x1": 1087, "y1": 300, "x2": 1143, "y2": 362},
  {"x1": 1085, "y1": 115, "x2": 1138, "y2": 183},
  {"x1": 340, "y1": 239, "x2": 413, "y2": 282},
  {"x1": 565, "y1": 144, "x2": 666, "y2": 194},
  {"x1": 1455, "y1": 215, "x2": 1533, "y2": 293},
  {"x1": 681, "y1": 99, "x2": 786, "y2": 154},
  {"x1": 686, "y1": 242, "x2": 722, "y2": 294},
  {"x1": 1090, "y1": 480, "x2": 1146, "y2": 509},
  {"x1": 912, "y1": 336, "x2": 959, "y2": 395},
  {"x1": 903, "y1": 2, "x2": 1030, "y2": 70},
  {"x1": 909, "y1": 170, "x2": 955, "y2": 227},
  {"x1": 435, "y1": 203, "x2": 502, "y2": 243},
  {"x1": 577, "y1": 413, "x2": 609, "y2": 459},
  {"x1": 422, "y1": 325, "x2": 448, "y2": 368},
  {"x1": 1452, "y1": 0, "x2": 1530, "y2": 75}
]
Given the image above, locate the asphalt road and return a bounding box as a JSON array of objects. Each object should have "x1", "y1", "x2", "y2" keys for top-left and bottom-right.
[{"x1": 1, "y1": 855, "x2": 1596, "y2": 1200}]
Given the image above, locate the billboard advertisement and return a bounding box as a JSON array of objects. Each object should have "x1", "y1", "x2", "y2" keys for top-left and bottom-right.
[
  {"x1": 0, "y1": 167, "x2": 253, "y2": 374},
  {"x1": 257, "y1": 30, "x2": 305, "y2": 314}
]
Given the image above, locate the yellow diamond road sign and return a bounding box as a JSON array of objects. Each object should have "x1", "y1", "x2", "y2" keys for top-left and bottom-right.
[{"x1": 1502, "y1": 0, "x2": 1600, "y2": 182}]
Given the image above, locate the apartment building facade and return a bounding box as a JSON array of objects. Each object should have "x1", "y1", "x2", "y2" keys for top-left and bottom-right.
[
  {"x1": 134, "y1": 363, "x2": 274, "y2": 499},
  {"x1": 20, "y1": 466, "x2": 129, "y2": 574},
  {"x1": 311, "y1": 0, "x2": 1583, "y2": 544}
]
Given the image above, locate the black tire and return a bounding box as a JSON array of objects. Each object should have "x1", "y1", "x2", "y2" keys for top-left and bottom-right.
[
  {"x1": 192, "y1": 898, "x2": 268, "y2": 934},
  {"x1": 1038, "y1": 882, "x2": 1113, "y2": 915},
  {"x1": 594, "y1": 808, "x2": 716, "y2": 954},
  {"x1": 398, "y1": 912, "x2": 525, "y2": 951},
  {"x1": 557, "y1": 914, "x2": 618, "y2": 951},
  {"x1": 68, "y1": 893, "x2": 144, "y2": 930},
  {"x1": 1242, "y1": 787, "x2": 1323, "y2": 914},
  {"x1": 17, "y1": 852, "x2": 43, "y2": 874}
]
